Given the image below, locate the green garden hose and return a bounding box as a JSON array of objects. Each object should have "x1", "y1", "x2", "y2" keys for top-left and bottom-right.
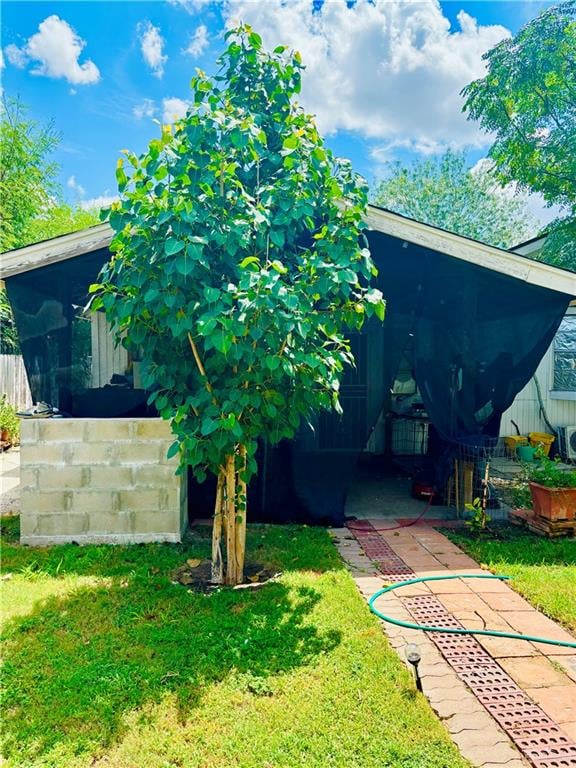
[{"x1": 369, "y1": 574, "x2": 576, "y2": 649}]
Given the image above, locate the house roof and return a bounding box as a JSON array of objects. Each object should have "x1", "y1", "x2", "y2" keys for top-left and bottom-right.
[
  {"x1": 0, "y1": 223, "x2": 113, "y2": 281},
  {"x1": 366, "y1": 206, "x2": 575, "y2": 296},
  {"x1": 510, "y1": 234, "x2": 547, "y2": 254},
  {"x1": 1, "y1": 209, "x2": 575, "y2": 297}
]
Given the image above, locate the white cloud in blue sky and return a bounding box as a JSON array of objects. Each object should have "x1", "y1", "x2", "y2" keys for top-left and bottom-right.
[
  {"x1": 162, "y1": 96, "x2": 189, "y2": 122},
  {"x1": 0, "y1": 0, "x2": 554, "y2": 227},
  {"x1": 222, "y1": 0, "x2": 509, "y2": 149},
  {"x1": 184, "y1": 25, "x2": 210, "y2": 58},
  {"x1": 138, "y1": 20, "x2": 168, "y2": 79},
  {"x1": 4, "y1": 14, "x2": 100, "y2": 85}
]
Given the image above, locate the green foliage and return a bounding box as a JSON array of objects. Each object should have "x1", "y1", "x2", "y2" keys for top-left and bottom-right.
[
  {"x1": 371, "y1": 150, "x2": 533, "y2": 249},
  {"x1": 0, "y1": 287, "x2": 19, "y2": 354},
  {"x1": 26, "y1": 203, "x2": 100, "y2": 245},
  {"x1": 527, "y1": 454, "x2": 576, "y2": 489},
  {"x1": 0, "y1": 396, "x2": 20, "y2": 444},
  {"x1": 93, "y1": 26, "x2": 384, "y2": 484},
  {"x1": 463, "y1": 2, "x2": 576, "y2": 270},
  {"x1": 0, "y1": 98, "x2": 60, "y2": 252},
  {"x1": 0, "y1": 520, "x2": 469, "y2": 768},
  {"x1": 464, "y1": 496, "x2": 491, "y2": 534}
]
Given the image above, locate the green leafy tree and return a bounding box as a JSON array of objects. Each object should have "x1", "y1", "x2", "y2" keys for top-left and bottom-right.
[
  {"x1": 26, "y1": 202, "x2": 100, "y2": 244},
  {"x1": 0, "y1": 286, "x2": 19, "y2": 354},
  {"x1": 372, "y1": 150, "x2": 534, "y2": 249},
  {"x1": 92, "y1": 26, "x2": 384, "y2": 585},
  {"x1": 0, "y1": 98, "x2": 60, "y2": 252},
  {"x1": 462, "y1": 1, "x2": 576, "y2": 269}
]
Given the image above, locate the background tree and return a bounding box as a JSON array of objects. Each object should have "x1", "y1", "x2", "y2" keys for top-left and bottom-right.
[
  {"x1": 92, "y1": 26, "x2": 384, "y2": 586},
  {"x1": 0, "y1": 98, "x2": 59, "y2": 252},
  {"x1": 371, "y1": 150, "x2": 534, "y2": 249},
  {"x1": 0, "y1": 98, "x2": 99, "y2": 353},
  {"x1": 26, "y1": 202, "x2": 100, "y2": 244},
  {"x1": 462, "y1": 1, "x2": 576, "y2": 270}
]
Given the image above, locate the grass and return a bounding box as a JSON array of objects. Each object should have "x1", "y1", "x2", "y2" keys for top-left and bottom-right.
[
  {"x1": 0, "y1": 516, "x2": 468, "y2": 768},
  {"x1": 444, "y1": 525, "x2": 576, "y2": 632}
]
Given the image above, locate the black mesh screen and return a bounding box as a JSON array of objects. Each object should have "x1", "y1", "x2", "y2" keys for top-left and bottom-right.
[{"x1": 6, "y1": 234, "x2": 572, "y2": 525}]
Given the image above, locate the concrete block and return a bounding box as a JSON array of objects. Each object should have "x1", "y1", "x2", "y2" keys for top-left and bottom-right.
[
  {"x1": 161, "y1": 488, "x2": 182, "y2": 511},
  {"x1": 137, "y1": 464, "x2": 177, "y2": 488},
  {"x1": 114, "y1": 443, "x2": 162, "y2": 465},
  {"x1": 68, "y1": 491, "x2": 116, "y2": 515},
  {"x1": 38, "y1": 466, "x2": 86, "y2": 490},
  {"x1": 89, "y1": 510, "x2": 134, "y2": 534},
  {"x1": 89, "y1": 466, "x2": 133, "y2": 489},
  {"x1": 20, "y1": 420, "x2": 38, "y2": 444},
  {"x1": 21, "y1": 490, "x2": 66, "y2": 514},
  {"x1": 38, "y1": 420, "x2": 85, "y2": 442},
  {"x1": 135, "y1": 509, "x2": 179, "y2": 534},
  {"x1": 20, "y1": 467, "x2": 37, "y2": 490},
  {"x1": 20, "y1": 513, "x2": 38, "y2": 537},
  {"x1": 86, "y1": 419, "x2": 132, "y2": 441},
  {"x1": 118, "y1": 489, "x2": 160, "y2": 511},
  {"x1": 69, "y1": 442, "x2": 114, "y2": 465},
  {"x1": 133, "y1": 419, "x2": 172, "y2": 440},
  {"x1": 21, "y1": 443, "x2": 66, "y2": 465},
  {"x1": 37, "y1": 513, "x2": 88, "y2": 536}
]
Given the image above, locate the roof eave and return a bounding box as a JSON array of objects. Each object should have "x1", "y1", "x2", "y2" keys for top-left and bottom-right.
[
  {"x1": 0, "y1": 224, "x2": 113, "y2": 280},
  {"x1": 365, "y1": 207, "x2": 575, "y2": 297}
]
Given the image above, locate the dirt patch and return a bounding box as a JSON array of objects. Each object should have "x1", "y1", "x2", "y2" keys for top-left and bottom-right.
[{"x1": 170, "y1": 559, "x2": 278, "y2": 592}]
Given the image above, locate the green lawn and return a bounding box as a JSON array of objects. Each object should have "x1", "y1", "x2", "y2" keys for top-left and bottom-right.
[
  {"x1": 1, "y1": 517, "x2": 467, "y2": 768},
  {"x1": 445, "y1": 526, "x2": 576, "y2": 632}
]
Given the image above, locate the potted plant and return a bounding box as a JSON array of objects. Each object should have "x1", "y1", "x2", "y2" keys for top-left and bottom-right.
[
  {"x1": 528, "y1": 455, "x2": 576, "y2": 521},
  {"x1": 0, "y1": 395, "x2": 20, "y2": 445}
]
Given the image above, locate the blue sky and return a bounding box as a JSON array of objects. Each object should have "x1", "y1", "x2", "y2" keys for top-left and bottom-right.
[{"x1": 0, "y1": 0, "x2": 554, "y2": 222}]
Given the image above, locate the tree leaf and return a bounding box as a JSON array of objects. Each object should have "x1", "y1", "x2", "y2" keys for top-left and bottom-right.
[{"x1": 165, "y1": 238, "x2": 185, "y2": 256}]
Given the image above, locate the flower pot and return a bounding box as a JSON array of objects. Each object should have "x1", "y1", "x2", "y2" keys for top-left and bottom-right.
[
  {"x1": 0, "y1": 428, "x2": 9, "y2": 442},
  {"x1": 529, "y1": 482, "x2": 576, "y2": 521}
]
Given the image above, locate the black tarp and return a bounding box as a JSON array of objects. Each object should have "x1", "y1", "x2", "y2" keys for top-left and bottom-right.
[{"x1": 5, "y1": 232, "x2": 573, "y2": 525}]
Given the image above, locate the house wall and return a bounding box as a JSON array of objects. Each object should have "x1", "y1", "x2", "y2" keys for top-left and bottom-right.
[
  {"x1": 499, "y1": 308, "x2": 576, "y2": 437},
  {"x1": 90, "y1": 312, "x2": 128, "y2": 387},
  {"x1": 20, "y1": 417, "x2": 187, "y2": 545}
]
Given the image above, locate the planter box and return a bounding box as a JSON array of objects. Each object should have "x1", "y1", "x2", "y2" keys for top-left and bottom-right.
[{"x1": 529, "y1": 482, "x2": 576, "y2": 521}]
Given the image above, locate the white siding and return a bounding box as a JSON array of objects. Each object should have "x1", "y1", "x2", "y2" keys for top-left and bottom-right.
[
  {"x1": 90, "y1": 313, "x2": 128, "y2": 387},
  {"x1": 500, "y1": 311, "x2": 576, "y2": 437}
]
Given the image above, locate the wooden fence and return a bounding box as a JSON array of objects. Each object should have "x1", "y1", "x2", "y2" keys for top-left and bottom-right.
[{"x1": 0, "y1": 355, "x2": 32, "y2": 409}]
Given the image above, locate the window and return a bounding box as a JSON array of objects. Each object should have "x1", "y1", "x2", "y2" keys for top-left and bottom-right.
[{"x1": 553, "y1": 314, "x2": 576, "y2": 392}]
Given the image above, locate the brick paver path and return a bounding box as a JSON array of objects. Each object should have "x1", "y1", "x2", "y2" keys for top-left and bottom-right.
[{"x1": 330, "y1": 521, "x2": 576, "y2": 768}]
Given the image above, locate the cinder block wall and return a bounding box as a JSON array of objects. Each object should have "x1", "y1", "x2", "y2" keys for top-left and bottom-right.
[{"x1": 20, "y1": 418, "x2": 188, "y2": 545}]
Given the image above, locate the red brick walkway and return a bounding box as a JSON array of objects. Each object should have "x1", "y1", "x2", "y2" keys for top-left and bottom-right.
[{"x1": 331, "y1": 521, "x2": 576, "y2": 768}]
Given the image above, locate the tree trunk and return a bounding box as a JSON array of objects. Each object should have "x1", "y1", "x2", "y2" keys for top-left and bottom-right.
[
  {"x1": 211, "y1": 471, "x2": 224, "y2": 584},
  {"x1": 211, "y1": 446, "x2": 247, "y2": 586}
]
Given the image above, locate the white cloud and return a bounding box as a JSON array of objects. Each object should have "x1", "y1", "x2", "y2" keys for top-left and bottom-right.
[
  {"x1": 185, "y1": 25, "x2": 209, "y2": 57},
  {"x1": 4, "y1": 43, "x2": 27, "y2": 68},
  {"x1": 80, "y1": 193, "x2": 118, "y2": 211},
  {"x1": 133, "y1": 98, "x2": 158, "y2": 119},
  {"x1": 5, "y1": 15, "x2": 100, "y2": 85},
  {"x1": 138, "y1": 21, "x2": 167, "y2": 79},
  {"x1": 162, "y1": 97, "x2": 189, "y2": 123},
  {"x1": 223, "y1": 0, "x2": 509, "y2": 149},
  {"x1": 67, "y1": 175, "x2": 86, "y2": 198},
  {"x1": 0, "y1": 49, "x2": 4, "y2": 69},
  {"x1": 167, "y1": 0, "x2": 213, "y2": 13}
]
